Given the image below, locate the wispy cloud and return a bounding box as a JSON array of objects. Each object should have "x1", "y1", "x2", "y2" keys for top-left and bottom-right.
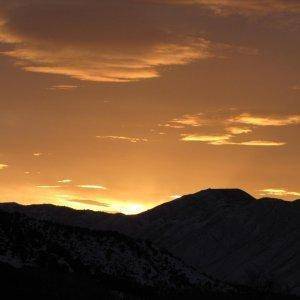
[
  {"x1": 36, "y1": 185, "x2": 62, "y2": 189},
  {"x1": 48, "y1": 85, "x2": 79, "y2": 91},
  {"x1": 229, "y1": 113, "x2": 300, "y2": 126},
  {"x1": 166, "y1": 111, "x2": 299, "y2": 146},
  {"x1": 77, "y1": 185, "x2": 107, "y2": 190},
  {"x1": 236, "y1": 140, "x2": 285, "y2": 146},
  {"x1": 181, "y1": 134, "x2": 232, "y2": 144},
  {"x1": 58, "y1": 179, "x2": 72, "y2": 184},
  {"x1": 181, "y1": 134, "x2": 284, "y2": 147},
  {"x1": 97, "y1": 136, "x2": 148, "y2": 143},
  {"x1": 291, "y1": 85, "x2": 300, "y2": 91},
  {"x1": 0, "y1": 164, "x2": 8, "y2": 170},
  {"x1": 260, "y1": 188, "x2": 300, "y2": 198},
  {"x1": 33, "y1": 152, "x2": 43, "y2": 157},
  {"x1": 159, "y1": 123, "x2": 185, "y2": 129},
  {"x1": 166, "y1": 0, "x2": 300, "y2": 15},
  {"x1": 226, "y1": 127, "x2": 252, "y2": 135},
  {"x1": 0, "y1": 1, "x2": 214, "y2": 82},
  {"x1": 162, "y1": 114, "x2": 205, "y2": 128}
]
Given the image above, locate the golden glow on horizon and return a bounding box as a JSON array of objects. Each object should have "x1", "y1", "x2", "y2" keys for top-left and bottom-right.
[
  {"x1": 0, "y1": 186, "x2": 156, "y2": 215},
  {"x1": 170, "y1": 194, "x2": 182, "y2": 199},
  {"x1": 55, "y1": 194, "x2": 152, "y2": 215}
]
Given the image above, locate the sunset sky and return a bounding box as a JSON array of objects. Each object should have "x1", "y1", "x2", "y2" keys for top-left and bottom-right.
[{"x1": 0, "y1": 0, "x2": 299, "y2": 214}]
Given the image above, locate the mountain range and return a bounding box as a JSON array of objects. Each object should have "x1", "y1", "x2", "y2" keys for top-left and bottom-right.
[{"x1": 0, "y1": 188, "x2": 299, "y2": 297}]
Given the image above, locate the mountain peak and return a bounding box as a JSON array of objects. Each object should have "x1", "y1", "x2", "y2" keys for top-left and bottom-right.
[{"x1": 193, "y1": 188, "x2": 255, "y2": 203}]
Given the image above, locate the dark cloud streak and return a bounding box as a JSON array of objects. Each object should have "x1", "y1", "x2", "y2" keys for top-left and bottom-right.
[
  {"x1": 67, "y1": 198, "x2": 111, "y2": 207},
  {"x1": 0, "y1": 0, "x2": 213, "y2": 82}
]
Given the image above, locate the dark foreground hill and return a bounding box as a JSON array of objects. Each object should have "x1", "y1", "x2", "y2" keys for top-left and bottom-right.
[
  {"x1": 1, "y1": 188, "x2": 299, "y2": 296},
  {"x1": 0, "y1": 210, "x2": 219, "y2": 297},
  {"x1": 1, "y1": 209, "x2": 283, "y2": 299}
]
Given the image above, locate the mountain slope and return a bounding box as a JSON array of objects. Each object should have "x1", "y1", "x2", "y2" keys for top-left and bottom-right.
[
  {"x1": 0, "y1": 210, "x2": 213, "y2": 294},
  {"x1": 1, "y1": 188, "x2": 299, "y2": 294},
  {"x1": 132, "y1": 189, "x2": 300, "y2": 294}
]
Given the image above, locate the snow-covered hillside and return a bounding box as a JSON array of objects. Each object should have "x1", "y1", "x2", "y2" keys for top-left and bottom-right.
[{"x1": 0, "y1": 210, "x2": 213, "y2": 291}]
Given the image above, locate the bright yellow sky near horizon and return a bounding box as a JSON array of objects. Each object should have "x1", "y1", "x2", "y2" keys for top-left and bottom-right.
[{"x1": 0, "y1": 0, "x2": 299, "y2": 214}]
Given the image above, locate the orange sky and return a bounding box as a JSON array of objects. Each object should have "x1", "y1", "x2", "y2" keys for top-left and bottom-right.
[{"x1": 0, "y1": 0, "x2": 299, "y2": 214}]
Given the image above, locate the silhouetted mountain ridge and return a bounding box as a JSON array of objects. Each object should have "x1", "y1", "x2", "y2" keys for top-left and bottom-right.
[{"x1": 0, "y1": 188, "x2": 299, "y2": 295}]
